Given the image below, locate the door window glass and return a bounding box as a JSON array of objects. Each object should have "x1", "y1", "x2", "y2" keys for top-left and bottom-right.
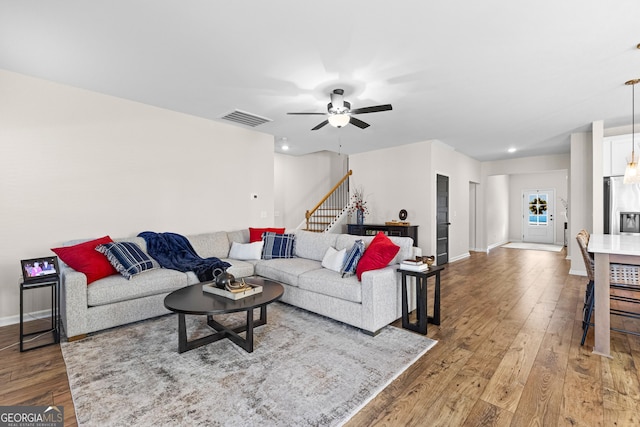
[{"x1": 528, "y1": 194, "x2": 548, "y2": 226}]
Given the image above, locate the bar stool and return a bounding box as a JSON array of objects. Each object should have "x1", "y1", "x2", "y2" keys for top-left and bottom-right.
[{"x1": 576, "y1": 230, "x2": 640, "y2": 345}]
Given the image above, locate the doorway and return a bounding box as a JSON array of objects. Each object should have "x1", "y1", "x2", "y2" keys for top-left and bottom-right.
[
  {"x1": 436, "y1": 174, "x2": 450, "y2": 265},
  {"x1": 522, "y1": 189, "x2": 555, "y2": 243}
]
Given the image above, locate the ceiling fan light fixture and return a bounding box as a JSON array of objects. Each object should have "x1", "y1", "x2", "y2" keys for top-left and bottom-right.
[{"x1": 328, "y1": 113, "x2": 350, "y2": 128}]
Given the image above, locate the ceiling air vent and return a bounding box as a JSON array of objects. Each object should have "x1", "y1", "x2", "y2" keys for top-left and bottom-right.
[{"x1": 219, "y1": 109, "x2": 272, "y2": 127}]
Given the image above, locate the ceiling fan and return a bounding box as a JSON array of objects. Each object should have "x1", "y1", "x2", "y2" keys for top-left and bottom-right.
[{"x1": 287, "y1": 89, "x2": 392, "y2": 130}]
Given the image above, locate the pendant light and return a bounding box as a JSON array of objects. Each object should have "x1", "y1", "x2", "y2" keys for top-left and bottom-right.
[{"x1": 623, "y1": 79, "x2": 640, "y2": 184}]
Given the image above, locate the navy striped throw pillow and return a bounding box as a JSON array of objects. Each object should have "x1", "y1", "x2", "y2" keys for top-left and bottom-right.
[
  {"x1": 261, "y1": 232, "x2": 296, "y2": 260},
  {"x1": 96, "y1": 241, "x2": 159, "y2": 280},
  {"x1": 341, "y1": 239, "x2": 365, "y2": 278}
]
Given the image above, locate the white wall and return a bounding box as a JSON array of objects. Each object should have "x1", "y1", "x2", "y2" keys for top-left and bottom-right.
[
  {"x1": 429, "y1": 142, "x2": 482, "y2": 261},
  {"x1": 348, "y1": 140, "x2": 481, "y2": 261},
  {"x1": 508, "y1": 171, "x2": 568, "y2": 245},
  {"x1": 349, "y1": 142, "x2": 432, "y2": 251},
  {"x1": 0, "y1": 70, "x2": 275, "y2": 322},
  {"x1": 480, "y1": 153, "x2": 570, "y2": 251},
  {"x1": 273, "y1": 151, "x2": 347, "y2": 229},
  {"x1": 484, "y1": 175, "x2": 510, "y2": 249},
  {"x1": 569, "y1": 131, "x2": 593, "y2": 275},
  {"x1": 482, "y1": 154, "x2": 570, "y2": 176}
]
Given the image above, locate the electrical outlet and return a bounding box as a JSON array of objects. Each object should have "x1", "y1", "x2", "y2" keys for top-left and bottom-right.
[{"x1": 260, "y1": 211, "x2": 267, "y2": 218}]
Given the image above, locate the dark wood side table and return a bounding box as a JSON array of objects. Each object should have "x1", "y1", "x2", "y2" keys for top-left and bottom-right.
[
  {"x1": 20, "y1": 276, "x2": 60, "y2": 352},
  {"x1": 397, "y1": 265, "x2": 443, "y2": 334}
]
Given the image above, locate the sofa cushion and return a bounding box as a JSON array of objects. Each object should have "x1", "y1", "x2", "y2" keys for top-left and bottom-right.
[
  {"x1": 188, "y1": 232, "x2": 230, "y2": 259},
  {"x1": 261, "y1": 232, "x2": 296, "y2": 260},
  {"x1": 255, "y1": 258, "x2": 322, "y2": 286},
  {"x1": 386, "y1": 235, "x2": 415, "y2": 264},
  {"x1": 95, "y1": 241, "x2": 159, "y2": 279},
  {"x1": 298, "y1": 268, "x2": 362, "y2": 303},
  {"x1": 227, "y1": 229, "x2": 250, "y2": 245},
  {"x1": 294, "y1": 230, "x2": 339, "y2": 262},
  {"x1": 336, "y1": 234, "x2": 414, "y2": 265},
  {"x1": 249, "y1": 227, "x2": 285, "y2": 243},
  {"x1": 52, "y1": 236, "x2": 118, "y2": 284},
  {"x1": 87, "y1": 268, "x2": 189, "y2": 306},
  {"x1": 224, "y1": 259, "x2": 256, "y2": 279},
  {"x1": 356, "y1": 232, "x2": 401, "y2": 280},
  {"x1": 229, "y1": 240, "x2": 264, "y2": 260}
]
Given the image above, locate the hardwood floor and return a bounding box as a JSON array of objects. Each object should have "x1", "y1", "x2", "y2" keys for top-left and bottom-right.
[{"x1": 1, "y1": 247, "x2": 639, "y2": 426}]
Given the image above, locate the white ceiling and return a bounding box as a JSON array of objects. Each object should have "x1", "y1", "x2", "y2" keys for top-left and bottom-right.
[{"x1": 2, "y1": 1, "x2": 640, "y2": 161}]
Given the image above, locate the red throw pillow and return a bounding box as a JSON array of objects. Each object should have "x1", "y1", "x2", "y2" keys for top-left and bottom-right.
[
  {"x1": 356, "y1": 232, "x2": 401, "y2": 280},
  {"x1": 51, "y1": 236, "x2": 118, "y2": 284},
  {"x1": 249, "y1": 227, "x2": 285, "y2": 243}
]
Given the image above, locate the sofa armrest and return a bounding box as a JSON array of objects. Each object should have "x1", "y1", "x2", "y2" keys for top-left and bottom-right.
[
  {"x1": 60, "y1": 266, "x2": 89, "y2": 339},
  {"x1": 360, "y1": 266, "x2": 400, "y2": 333}
]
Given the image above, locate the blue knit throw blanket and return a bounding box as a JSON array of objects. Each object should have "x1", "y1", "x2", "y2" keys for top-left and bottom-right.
[{"x1": 138, "y1": 231, "x2": 231, "y2": 282}]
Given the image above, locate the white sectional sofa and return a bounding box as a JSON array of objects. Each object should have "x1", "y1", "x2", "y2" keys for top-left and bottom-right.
[{"x1": 59, "y1": 229, "x2": 419, "y2": 340}]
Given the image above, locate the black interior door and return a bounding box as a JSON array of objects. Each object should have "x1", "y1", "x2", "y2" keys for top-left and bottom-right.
[{"x1": 436, "y1": 174, "x2": 449, "y2": 265}]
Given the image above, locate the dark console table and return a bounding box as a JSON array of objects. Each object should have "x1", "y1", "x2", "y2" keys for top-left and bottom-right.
[{"x1": 347, "y1": 224, "x2": 418, "y2": 246}]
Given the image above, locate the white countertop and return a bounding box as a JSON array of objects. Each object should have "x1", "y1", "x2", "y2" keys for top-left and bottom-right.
[{"x1": 588, "y1": 233, "x2": 640, "y2": 256}]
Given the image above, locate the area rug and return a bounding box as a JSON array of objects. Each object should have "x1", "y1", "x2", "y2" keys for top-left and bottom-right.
[
  {"x1": 502, "y1": 242, "x2": 563, "y2": 252},
  {"x1": 61, "y1": 302, "x2": 436, "y2": 426}
]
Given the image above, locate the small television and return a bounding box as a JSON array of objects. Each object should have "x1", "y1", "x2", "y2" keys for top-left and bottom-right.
[{"x1": 21, "y1": 256, "x2": 60, "y2": 283}]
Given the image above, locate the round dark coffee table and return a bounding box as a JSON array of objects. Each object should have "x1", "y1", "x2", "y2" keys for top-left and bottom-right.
[{"x1": 164, "y1": 277, "x2": 283, "y2": 353}]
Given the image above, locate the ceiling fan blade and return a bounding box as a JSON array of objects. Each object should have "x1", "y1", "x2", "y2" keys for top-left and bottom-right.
[
  {"x1": 350, "y1": 104, "x2": 393, "y2": 115},
  {"x1": 287, "y1": 112, "x2": 327, "y2": 115},
  {"x1": 349, "y1": 117, "x2": 370, "y2": 129},
  {"x1": 312, "y1": 120, "x2": 329, "y2": 130}
]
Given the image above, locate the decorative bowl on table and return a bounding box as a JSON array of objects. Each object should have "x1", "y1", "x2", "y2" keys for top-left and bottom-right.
[{"x1": 215, "y1": 271, "x2": 235, "y2": 289}]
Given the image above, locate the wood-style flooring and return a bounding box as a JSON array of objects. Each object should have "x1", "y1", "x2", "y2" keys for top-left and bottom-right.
[{"x1": 2, "y1": 247, "x2": 639, "y2": 426}]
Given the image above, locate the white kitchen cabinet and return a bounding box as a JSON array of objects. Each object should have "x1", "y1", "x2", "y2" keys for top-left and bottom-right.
[{"x1": 603, "y1": 134, "x2": 639, "y2": 177}]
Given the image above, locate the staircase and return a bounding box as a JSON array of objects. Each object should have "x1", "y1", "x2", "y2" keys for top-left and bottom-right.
[{"x1": 303, "y1": 170, "x2": 352, "y2": 233}]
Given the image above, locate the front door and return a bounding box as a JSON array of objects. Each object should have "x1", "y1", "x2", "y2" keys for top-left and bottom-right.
[
  {"x1": 522, "y1": 189, "x2": 555, "y2": 243},
  {"x1": 436, "y1": 174, "x2": 450, "y2": 265}
]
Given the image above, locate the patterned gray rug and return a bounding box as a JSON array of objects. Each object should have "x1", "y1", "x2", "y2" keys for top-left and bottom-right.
[{"x1": 61, "y1": 302, "x2": 436, "y2": 426}]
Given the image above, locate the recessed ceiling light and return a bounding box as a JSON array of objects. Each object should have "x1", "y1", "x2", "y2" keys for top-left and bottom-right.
[
  {"x1": 281, "y1": 145, "x2": 289, "y2": 151},
  {"x1": 508, "y1": 147, "x2": 517, "y2": 153},
  {"x1": 280, "y1": 137, "x2": 289, "y2": 151}
]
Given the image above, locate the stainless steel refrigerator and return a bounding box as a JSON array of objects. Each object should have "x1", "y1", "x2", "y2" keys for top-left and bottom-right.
[{"x1": 604, "y1": 176, "x2": 640, "y2": 234}]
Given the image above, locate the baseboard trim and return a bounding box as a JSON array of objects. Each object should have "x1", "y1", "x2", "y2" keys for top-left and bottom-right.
[
  {"x1": 487, "y1": 240, "x2": 509, "y2": 253},
  {"x1": 0, "y1": 309, "x2": 52, "y2": 328},
  {"x1": 449, "y1": 252, "x2": 470, "y2": 263},
  {"x1": 569, "y1": 268, "x2": 587, "y2": 277}
]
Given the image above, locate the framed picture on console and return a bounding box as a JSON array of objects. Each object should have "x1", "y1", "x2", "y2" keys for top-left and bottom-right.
[{"x1": 20, "y1": 256, "x2": 60, "y2": 283}]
